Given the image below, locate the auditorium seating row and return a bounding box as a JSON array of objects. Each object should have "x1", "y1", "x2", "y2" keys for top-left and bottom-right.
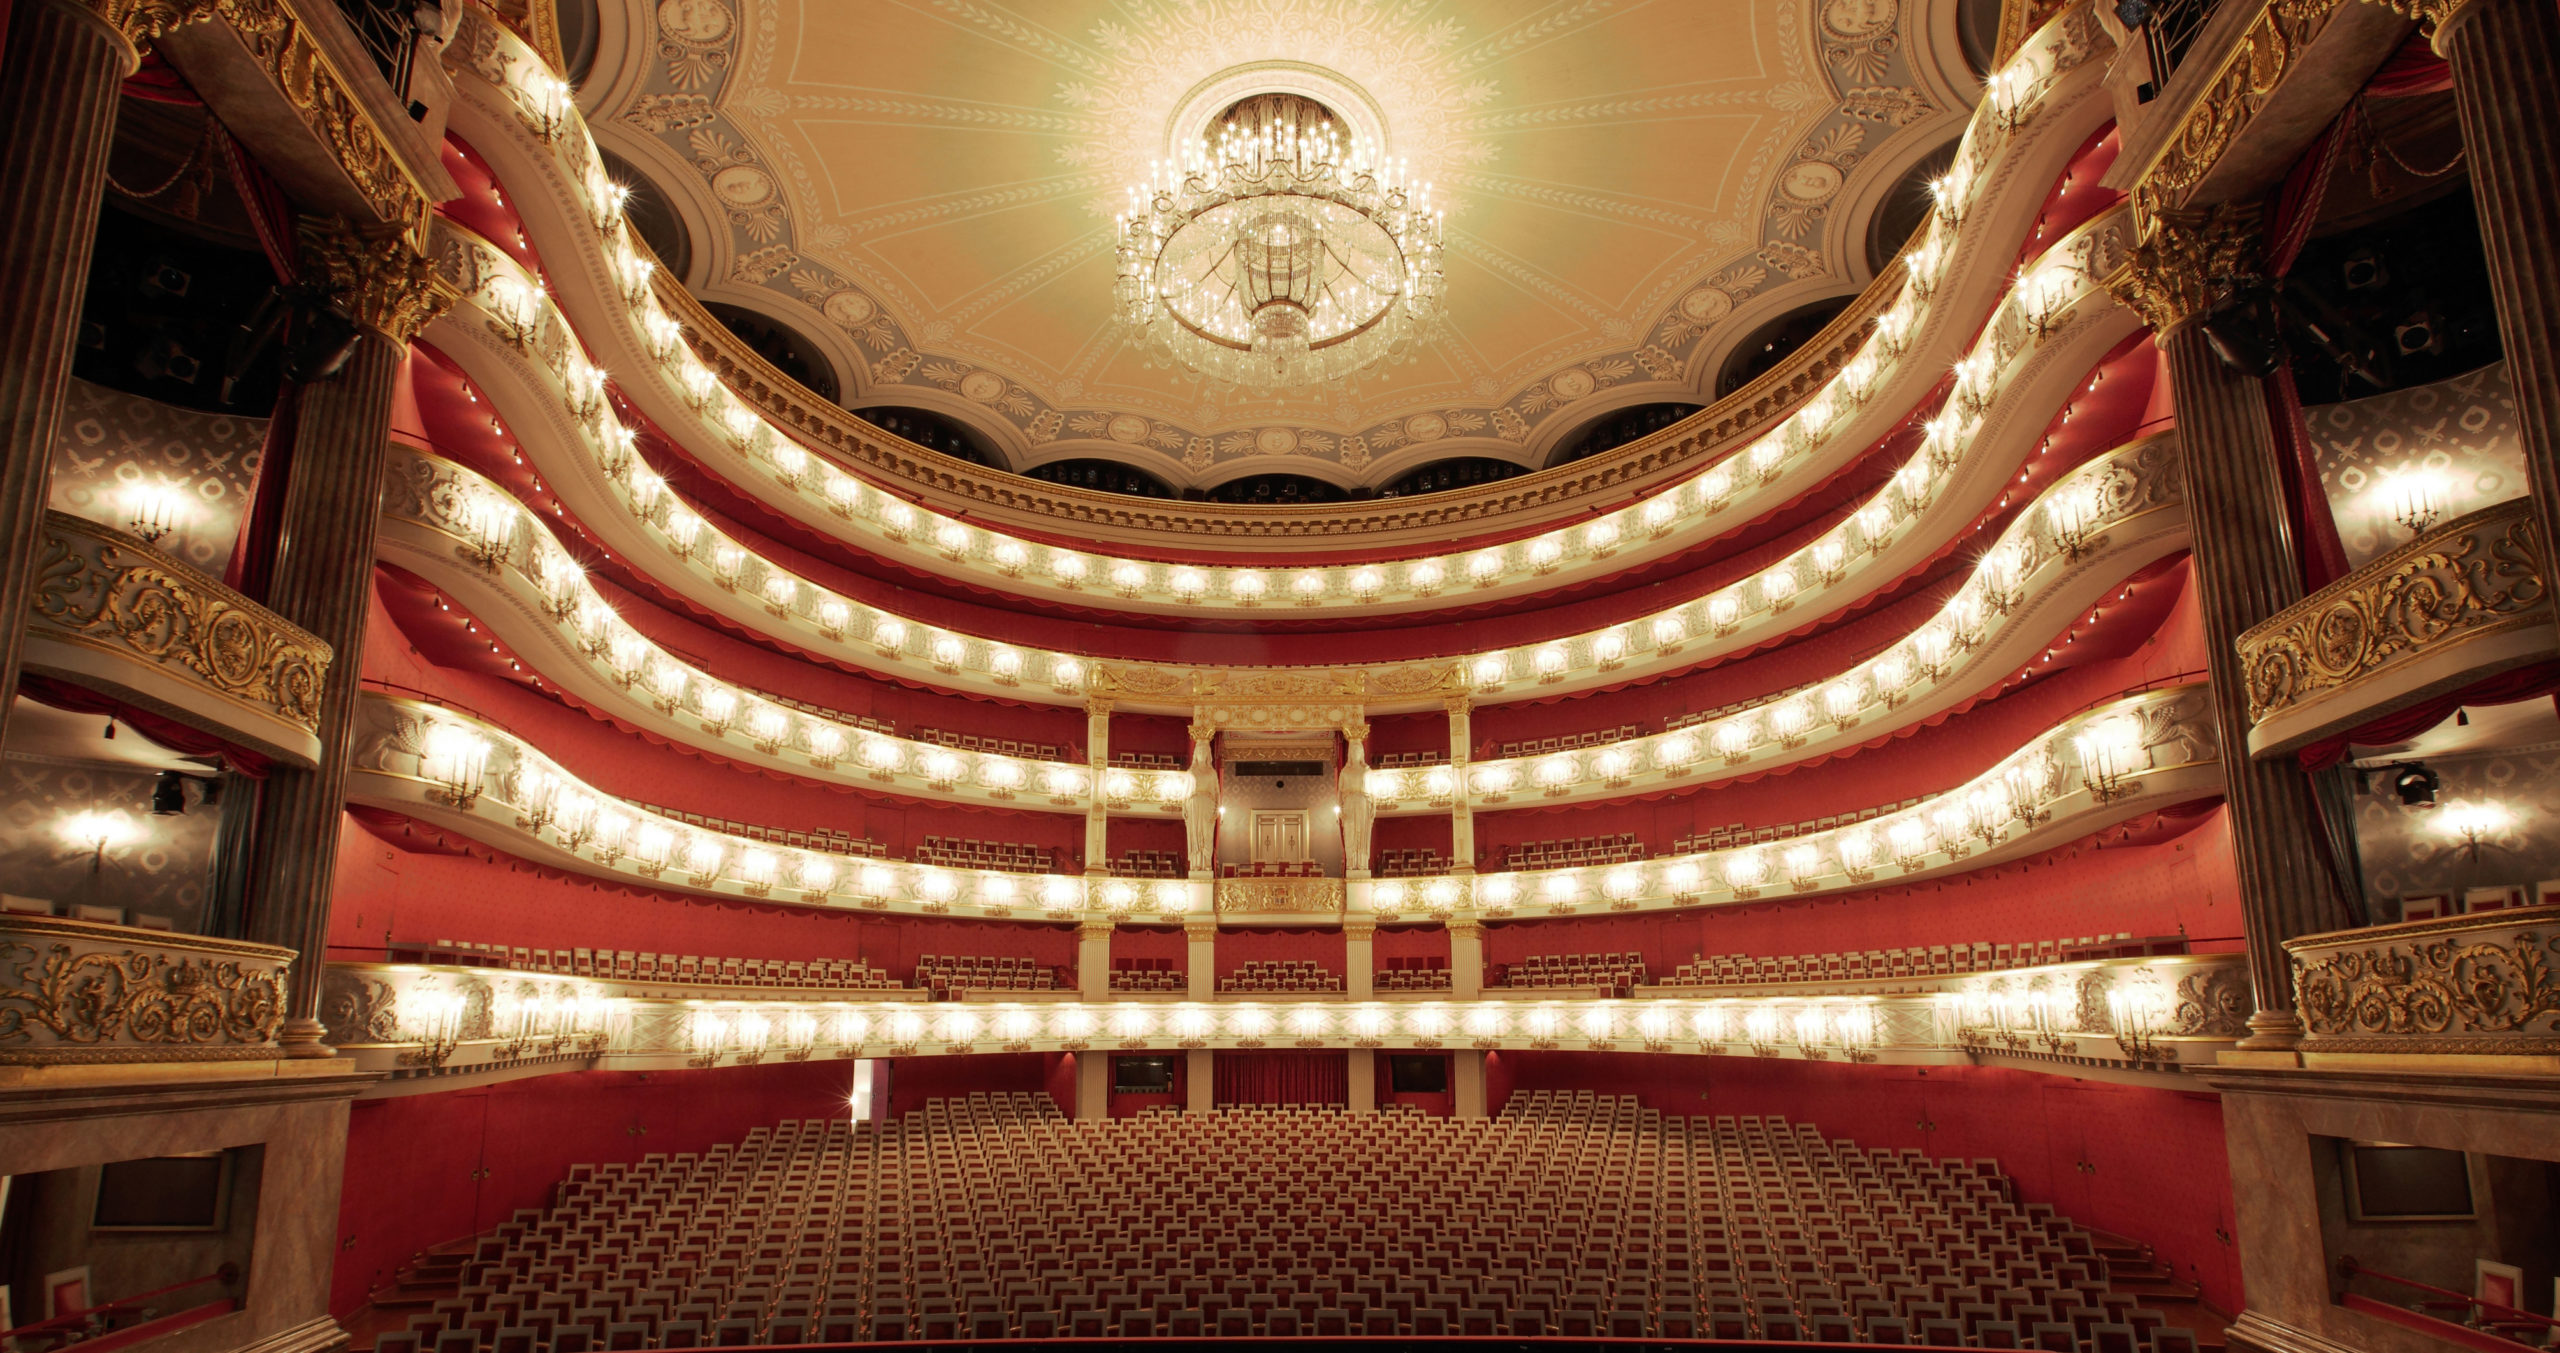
[
  {"x1": 1494, "y1": 724, "x2": 1648, "y2": 759},
  {"x1": 1673, "y1": 799, "x2": 1928, "y2": 855},
  {"x1": 1108, "y1": 958, "x2": 1183, "y2": 993},
  {"x1": 911, "y1": 729, "x2": 1064, "y2": 763},
  {"x1": 1378, "y1": 957, "x2": 1452, "y2": 991},
  {"x1": 1108, "y1": 752, "x2": 1183, "y2": 771},
  {"x1": 911, "y1": 955, "x2": 1062, "y2": 996},
  {"x1": 1492, "y1": 952, "x2": 1648, "y2": 996},
  {"x1": 1503, "y1": 834, "x2": 1645, "y2": 871},
  {"x1": 383, "y1": 944, "x2": 899, "y2": 990},
  {"x1": 630, "y1": 804, "x2": 887, "y2": 860},
  {"x1": 1218, "y1": 961, "x2": 1344, "y2": 994},
  {"x1": 1373, "y1": 750, "x2": 1448, "y2": 769},
  {"x1": 390, "y1": 1093, "x2": 2200, "y2": 1349},
  {"x1": 1112, "y1": 850, "x2": 1183, "y2": 879},
  {"x1": 911, "y1": 837, "x2": 1060, "y2": 875},
  {"x1": 1660, "y1": 935, "x2": 2189, "y2": 989},
  {"x1": 753, "y1": 692, "x2": 895, "y2": 739},
  {"x1": 1374, "y1": 849, "x2": 1450, "y2": 878}
]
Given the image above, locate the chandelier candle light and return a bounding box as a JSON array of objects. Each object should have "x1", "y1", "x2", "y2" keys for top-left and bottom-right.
[{"x1": 1115, "y1": 94, "x2": 1443, "y2": 390}]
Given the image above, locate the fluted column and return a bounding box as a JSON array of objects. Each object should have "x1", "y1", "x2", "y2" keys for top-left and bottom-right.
[
  {"x1": 2413, "y1": 0, "x2": 2560, "y2": 631},
  {"x1": 0, "y1": 0, "x2": 166, "y2": 747},
  {"x1": 1343, "y1": 921, "x2": 1375, "y2": 999},
  {"x1": 241, "y1": 217, "x2": 453, "y2": 1055},
  {"x1": 1445, "y1": 696, "x2": 1475, "y2": 874},
  {"x1": 1077, "y1": 921, "x2": 1113, "y2": 1000},
  {"x1": 1185, "y1": 920, "x2": 1216, "y2": 1001},
  {"x1": 1347, "y1": 1048, "x2": 1376, "y2": 1113},
  {"x1": 2110, "y1": 207, "x2": 2353, "y2": 1051},
  {"x1": 1448, "y1": 921, "x2": 1486, "y2": 1001}
]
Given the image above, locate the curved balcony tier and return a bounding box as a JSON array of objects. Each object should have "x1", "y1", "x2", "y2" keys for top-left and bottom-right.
[
  {"x1": 345, "y1": 685, "x2": 2220, "y2": 924},
  {"x1": 440, "y1": 5, "x2": 2120, "y2": 604},
  {"x1": 410, "y1": 199, "x2": 2136, "y2": 711},
  {"x1": 320, "y1": 951, "x2": 2246, "y2": 1082},
  {"x1": 2290, "y1": 904, "x2": 2560, "y2": 1061},
  {"x1": 0, "y1": 914, "x2": 294, "y2": 1065}
]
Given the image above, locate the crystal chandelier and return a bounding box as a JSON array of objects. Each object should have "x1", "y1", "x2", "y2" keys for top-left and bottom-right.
[{"x1": 1114, "y1": 94, "x2": 1444, "y2": 390}]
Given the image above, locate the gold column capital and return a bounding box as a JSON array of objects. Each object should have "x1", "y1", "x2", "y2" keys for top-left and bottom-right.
[
  {"x1": 1342, "y1": 921, "x2": 1377, "y2": 942},
  {"x1": 1446, "y1": 921, "x2": 1486, "y2": 942},
  {"x1": 1076, "y1": 921, "x2": 1116, "y2": 940},
  {"x1": 73, "y1": 0, "x2": 216, "y2": 58},
  {"x1": 1441, "y1": 694, "x2": 1472, "y2": 718},
  {"x1": 1186, "y1": 720, "x2": 1216, "y2": 743},
  {"x1": 1183, "y1": 921, "x2": 1219, "y2": 942},
  {"x1": 1086, "y1": 694, "x2": 1117, "y2": 718},
  {"x1": 1341, "y1": 719, "x2": 1370, "y2": 743},
  {"x1": 2364, "y1": 0, "x2": 2484, "y2": 43},
  {"x1": 2106, "y1": 204, "x2": 2264, "y2": 336},
  {"x1": 298, "y1": 214, "x2": 457, "y2": 343}
]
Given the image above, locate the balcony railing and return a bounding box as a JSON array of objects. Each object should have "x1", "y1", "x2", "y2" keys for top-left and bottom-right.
[
  {"x1": 0, "y1": 915, "x2": 292, "y2": 1064},
  {"x1": 2236, "y1": 500, "x2": 2551, "y2": 758},
  {"x1": 321, "y1": 953, "x2": 2248, "y2": 1079},
  {"x1": 24, "y1": 510, "x2": 332, "y2": 767},
  {"x1": 2291, "y1": 904, "x2": 2560, "y2": 1055}
]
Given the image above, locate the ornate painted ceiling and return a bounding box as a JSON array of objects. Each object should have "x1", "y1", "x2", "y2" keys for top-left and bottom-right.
[{"x1": 585, "y1": 0, "x2": 1974, "y2": 487}]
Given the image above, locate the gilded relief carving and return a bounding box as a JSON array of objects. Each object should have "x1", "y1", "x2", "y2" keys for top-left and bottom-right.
[
  {"x1": 2237, "y1": 501, "x2": 2548, "y2": 725},
  {"x1": 2105, "y1": 205, "x2": 2263, "y2": 333},
  {"x1": 29, "y1": 511, "x2": 331, "y2": 734},
  {"x1": 1216, "y1": 879, "x2": 1346, "y2": 916},
  {"x1": 2129, "y1": 0, "x2": 2350, "y2": 231},
  {"x1": 0, "y1": 920, "x2": 288, "y2": 1062},
  {"x1": 2293, "y1": 908, "x2": 2560, "y2": 1051},
  {"x1": 301, "y1": 213, "x2": 460, "y2": 342}
]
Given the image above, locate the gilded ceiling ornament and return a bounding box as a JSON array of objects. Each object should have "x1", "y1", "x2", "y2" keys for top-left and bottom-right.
[
  {"x1": 2103, "y1": 205, "x2": 2263, "y2": 334},
  {"x1": 298, "y1": 214, "x2": 460, "y2": 342}
]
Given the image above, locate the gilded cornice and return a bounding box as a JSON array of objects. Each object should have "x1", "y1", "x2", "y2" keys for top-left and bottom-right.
[
  {"x1": 301, "y1": 214, "x2": 460, "y2": 341},
  {"x1": 1215, "y1": 879, "x2": 1346, "y2": 916},
  {"x1": 1104, "y1": 662, "x2": 1465, "y2": 727},
  {"x1": 2236, "y1": 499, "x2": 2548, "y2": 727},
  {"x1": 2291, "y1": 903, "x2": 2560, "y2": 1053},
  {"x1": 28, "y1": 510, "x2": 332, "y2": 735},
  {"x1": 2104, "y1": 204, "x2": 2263, "y2": 333},
  {"x1": 2126, "y1": 0, "x2": 2352, "y2": 233}
]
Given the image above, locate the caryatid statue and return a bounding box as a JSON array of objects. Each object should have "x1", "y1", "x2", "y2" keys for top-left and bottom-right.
[
  {"x1": 1183, "y1": 727, "x2": 1218, "y2": 876},
  {"x1": 1339, "y1": 725, "x2": 1376, "y2": 874}
]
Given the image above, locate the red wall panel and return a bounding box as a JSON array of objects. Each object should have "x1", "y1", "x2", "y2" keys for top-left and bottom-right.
[{"x1": 1213, "y1": 925, "x2": 1347, "y2": 980}]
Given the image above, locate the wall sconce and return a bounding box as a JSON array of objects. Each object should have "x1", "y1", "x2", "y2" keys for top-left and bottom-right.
[
  {"x1": 422, "y1": 726, "x2": 493, "y2": 809},
  {"x1": 2376, "y1": 467, "x2": 2448, "y2": 538},
  {"x1": 398, "y1": 983, "x2": 468, "y2": 1067},
  {"x1": 2436, "y1": 800, "x2": 2514, "y2": 861},
  {"x1": 60, "y1": 810, "x2": 136, "y2": 873},
  {"x1": 1836, "y1": 1004, "x2": 1880, "y2": 1062},
  {"x1": 2106, "y1": 983, "x2": 2169, "y2": 1061},
  {"x1": 125, "y1": 484, "x2": 183, "y2": 546},
  {"x1": 2072, "y1": 717, "x2": 2145, "y2": 803}
]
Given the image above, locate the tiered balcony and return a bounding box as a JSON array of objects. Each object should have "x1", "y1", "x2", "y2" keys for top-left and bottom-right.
[{"x1": 0, "y1": 914, "x2": 293, "y2": 1066}]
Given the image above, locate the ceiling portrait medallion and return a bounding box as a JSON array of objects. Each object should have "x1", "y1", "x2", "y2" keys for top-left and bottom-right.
[{"x1": 591, "y1": 0, "x2": 1958, "y2": 487}]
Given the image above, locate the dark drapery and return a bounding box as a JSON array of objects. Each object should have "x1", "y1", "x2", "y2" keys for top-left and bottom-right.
[
  {"x1": 2296, "y1": 663, "x2": 2560, "y2": 771},
  {"x1": 1213, "y1": 1051, "x2": 1348, "y2": 1108},
  {"x1": 19, "y1": 673, "x2": 274, "y2": 777}
]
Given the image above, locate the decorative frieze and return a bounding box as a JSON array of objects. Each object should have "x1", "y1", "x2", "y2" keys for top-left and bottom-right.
[
  {"x1": 2292, "y1": 905, "x2": 2560, "y2": 1053},
  {"x1": 0, "y1": 915, "x2": 290, "y2": 1063},
  {"x1": 1216, "y1": 879, "x2": 1347, "y2": 917}
]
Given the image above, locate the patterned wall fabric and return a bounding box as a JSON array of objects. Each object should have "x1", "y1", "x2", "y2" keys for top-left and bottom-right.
[
  {"x1": 48, "y1": 377, "x2": 267, "y2": 575},
  {"x1": 2308, "y1": 361, "x2": 2521, "y2": 568},
  {"x1": 0, "y1": 756, "x2": 219, "y2": 930},
  {"x1": 2354, "y1": 740, "x2": 2560, "y2": 920}
]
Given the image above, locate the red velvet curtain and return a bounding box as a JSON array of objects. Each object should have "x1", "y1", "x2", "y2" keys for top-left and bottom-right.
[
  {"x1": 2262, "y1": 117, "x2": 2355, "y2": 590},
  {"x1": 19, "y1": 674, "x2": 274, "y2": 777},
  {"x1": 1213, "y1": 1051, "x2": 1347, "y2": 1107},
  {"x1": 2297, "y1": 664, "x2": 2560, "y2": 771}
]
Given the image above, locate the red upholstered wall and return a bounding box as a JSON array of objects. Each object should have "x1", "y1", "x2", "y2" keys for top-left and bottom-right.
[
  {"x1": 1482, "y1": 1052, "x2": 2240, "y2": 1313},
  {"x1": 332, "y1": 1061, "x2": 864, "y2": 1314},
  {"x1": 882, "y1": 1053, "x2": 1053, "y2": 1118},
  {"x1": 1109, "y1": 923, "x2": 1188, "y2": 966},
  {"x1": 1370, "y1": 924, "x2": 1450, "y2": 965}
]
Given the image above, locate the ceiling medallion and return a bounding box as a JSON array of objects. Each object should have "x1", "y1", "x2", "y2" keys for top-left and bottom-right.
[{"x1": 1114, "y1": 93, "x2": 1443, "y2": 392}]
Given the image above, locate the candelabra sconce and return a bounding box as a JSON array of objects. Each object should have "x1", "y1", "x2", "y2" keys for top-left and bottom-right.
[
  {"x1": 2046, "y1": 484, "x2": 2102, "y2": 562},
  {"x1": 124, "y1": 485, "x2": 182, "y2": 546},
  {"x1": 2026, "y1": 990, "x2": 2075, "y2": 1055},
  {"x1": 526, "y1": 74, "x2": 573, "y2": 143},
  {"x1": 2074, "y1": 720, "x2": 2146, "y2": 804},
  {"x1": 421, "y1": 728, "x2": 492, "y2": 811},
  {"x1": 2378, "y1": 468, "x2": 2447, "y2": 538},
  {"x1": 2436, "y1": 800, "x2": 2516, "y2": 863},
  {"x1": 396, "y1": 986, "x2": 468, "y2": 1068},
  {"x1": 2108, "y1": 983, "x2": 2169, "y2": 1062},
  {"x1": 486, "y1": 276, "x2": 547, "y2": 350}
]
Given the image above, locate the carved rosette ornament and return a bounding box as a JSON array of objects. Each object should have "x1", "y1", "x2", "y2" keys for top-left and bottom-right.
[
  {"x1": 299, "y1": 214, "x2": 461, "y2": 342},
  {"x1": 2293, "y1": 906, "x2": 2560, "y2": 1052},
  {"x1": 0, "y1": 919, "x2": 289, "y2": 1062},
  {"x1": 31, "y1": 510, "x2": 331, "y2": 732},
  {"x1": 2105, "y1": 206, "x2": 2265, "y2": 334},
  {"x1": 2238, "y1": 501, "x2": 2549, "y2": 725}
]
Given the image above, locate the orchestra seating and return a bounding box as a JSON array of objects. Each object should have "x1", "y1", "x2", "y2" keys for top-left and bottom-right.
[
  {"x1": 1492, "y1": 952, "x2": 1648, "y2": 996},
  {"x1": 1658, "y1": 935, "x2": 2190, "y2": 988},
  {"x1": 382, "y1": 943, "x2": 901, "y2": 991},
  {"x1": 397, "y1": 1092, "x2": 2199, "y2": 1347},
  {"x1": 911, "y1": 837, "x2": 1059, "y2": 874},
  {"x1": 1218, "y1": 960, "x2": 1343, "y2": 994},
  {"x1": 1374, "y1": 849, "x2": 1448, "y2": 878},
  {"x1": 1109, "y1": 958, "x2": 1183, "y2": 993},
  {"x1": 1112, "y1": 850, "x2": 1183, "y2": 879},
  {"x1": 1495, "y1": 724, "x2": 1646, "y2": 759},
  {"x1": 630, "y1": 805, "x2": 887, "y2": 858},
  {"x1": 912, "y1": 728, "x2": 1065, "y2": 763},
  {"x1": 911, "y1": 955, "x2": 1060, "y2": 996},
  {"x1": 1377, "y1": 957, "x2": 1451, "y2": 991},
  {"x1": 1502, "y1": 834, "x2": 1644, "y2": 871}
]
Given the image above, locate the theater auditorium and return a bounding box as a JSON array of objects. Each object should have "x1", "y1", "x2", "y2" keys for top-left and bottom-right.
[{"x1": 0, "y1": 0, "x2": 2555, "y2": 1350}]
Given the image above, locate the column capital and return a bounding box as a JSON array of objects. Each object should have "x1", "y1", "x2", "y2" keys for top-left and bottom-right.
[
  {"x1": 2107, "y1": 204, "x2": 2263, "y2": 336},
  {"x1": 1442, "y1": 694, "x2": 1472, "y2": 717},
  {"x1": 2364, "y1": 0, "x2": 2486, "y2": 46},
  {"x1": 1086, "y1": 694, "x2": 1116, "y2": 718},
  {"x1": 1446, "y1": 920, "x2": 1486, "y2": 941},
  {"x1": 1341, "y1": 719, "x2": 1370, "y2": 742},
  {"x1": 298, "y1": 215, "x2": 457, "y2": 343},
  {"x1": 1342, "y1": 921, "x2": 1377, "y2": 941},
  {"x1": 1076, "y1": 920, "x2": 1116, "y2": 940},
  {"x1": 67, "y1": 0, "x2": 214, "y2": 65},
  {"x1": 1183, "y1": 921, "x2": 1219, "y2": 942},
  {"x1": 1186, "y1": 720, "x2": 1216, "y2": 743}
]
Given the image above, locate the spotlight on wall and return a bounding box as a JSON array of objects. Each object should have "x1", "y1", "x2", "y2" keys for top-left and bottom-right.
[
  {"x1": 151, "y1": 771, "x2": 189, "y2": 816},
  {"x1": 2390, "y1": 764, "x2": 2440, "y2": 808},
  {"x1": 2200, "y1": 285, "x2": 2281, "y2": 376}
]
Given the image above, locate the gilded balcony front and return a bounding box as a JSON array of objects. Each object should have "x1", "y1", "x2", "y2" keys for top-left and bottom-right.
[{"x1": 0, "y1": 915, "x2": 293, "y2": 1065}]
